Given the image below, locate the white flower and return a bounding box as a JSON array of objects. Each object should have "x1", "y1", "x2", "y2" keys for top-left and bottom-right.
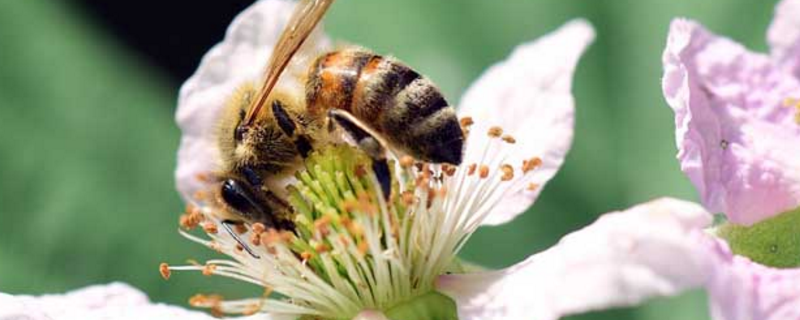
[{"x1": 166, "y1": 1, "x2": 718, "y2": 320}]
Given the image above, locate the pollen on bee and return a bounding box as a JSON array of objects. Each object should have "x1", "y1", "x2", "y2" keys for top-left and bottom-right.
[
  {"x1": 467, "y1": 163, "x2": 477, "y2": 176},
  {"x1": 522, "y1": 157, "x2": 542, "y2": 173},
  {"x1": 500, "y1": 164, "x2": 514, "y2": 181},
  {"x1": 479, "y1": 165, "x2": 490, "y2": 179},
  {"x1": 159, "y1": 263, "x2": 171, "y2": 280},
  {"x1": 202, "y1": 221, "x2": 218, "y2": 234},
  {"x1": 488, "y1": 126, "x2": 504, "y2": 138},
  {"x1": 202, "y1": 264, "x2": 218, "y2": 276},
  {"x1": 501, "y1": 134, "x2": 516, "y2": 144},
  {"x1": 399, "y1": 155, "x2": 415, "y2": 168}
]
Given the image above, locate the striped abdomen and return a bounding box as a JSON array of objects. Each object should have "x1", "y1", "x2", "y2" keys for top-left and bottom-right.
[{"x1": 306, "y1": 49, "x2": 464, "y2": 164}]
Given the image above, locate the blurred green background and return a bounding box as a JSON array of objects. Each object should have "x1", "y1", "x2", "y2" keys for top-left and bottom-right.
[{"x1": 0, "y1": 0, "x2": 779, "y2": 319}]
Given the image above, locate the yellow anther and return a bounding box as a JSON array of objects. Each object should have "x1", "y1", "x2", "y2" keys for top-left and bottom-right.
[
  {"x1": 479, "y1": 165, "x2": 490, "y2": 178},
  {"x1": 488, "y1": 126, "x2": 503, "y2": 138},
  {"x1": 522, "y1": 157, "x2": 542, "y2": 173},
  {"x1": 527, "y1": 183, "x2": 539, "y2": 191},
  {"x1": 467, "y1": 163, "x2": 477, "y2": 176},
  {"x1": 399, "y1": 155, "x2": 415, "y2": 168},
  {"x1": 501, "y1": 134, "x2": 516, "y2": 144},
  {"x1": 159, "y1": 263, "x2": 171, "y2": 280},
  {"x1": 500, "y1": 164, "x2": 514, "y2": 181},
  {"x1": 460, "y1": 116, "x2": 475, "y2": 129},
  {"x1": 202, "y1": 263, "x2": 217, "y2": 276},
  {"x1": 202, "y1": 221, "x2": 218, "y2": 234}
]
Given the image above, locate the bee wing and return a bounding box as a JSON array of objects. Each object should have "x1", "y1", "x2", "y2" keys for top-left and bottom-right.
[{"x1": 244, "y1": 0, "x2": 335, "y2": 126}]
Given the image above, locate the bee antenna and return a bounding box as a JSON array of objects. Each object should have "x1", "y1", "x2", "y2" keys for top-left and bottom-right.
[{"x1": 221, "y1": 221, "x2": 261, "y2": 259}]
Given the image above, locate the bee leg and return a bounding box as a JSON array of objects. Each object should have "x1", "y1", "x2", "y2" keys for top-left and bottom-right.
[
  {"x1": 221, "y1": 220, "x2": 261, "y2": 259},
  {"x1": 272, "y1": 100, "x2": 313, "y2": 158},
  {"x1": 328, "y1": 109, "x2": 392, "y2": 200}
]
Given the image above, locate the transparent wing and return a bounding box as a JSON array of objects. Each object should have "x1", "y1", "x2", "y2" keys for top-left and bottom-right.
[{"x1": 243, "y1": 0, "x2": 335, "y2": 126}]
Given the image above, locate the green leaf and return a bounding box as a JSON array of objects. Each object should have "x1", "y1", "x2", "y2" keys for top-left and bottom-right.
[{"x1": 716, "y1": 206, "x2": 800, "y2": 268}]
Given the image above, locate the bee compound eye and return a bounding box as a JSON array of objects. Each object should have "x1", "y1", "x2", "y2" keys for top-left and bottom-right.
[{"x1": 221, "y1": 179, "x2": 257, "y2": 218}]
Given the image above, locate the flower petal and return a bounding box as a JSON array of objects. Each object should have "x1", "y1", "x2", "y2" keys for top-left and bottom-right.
[
  {"x1": 768, "y1": 0, "x2": 800, "y2": 78},
  {"x1": 436, "y1": 198, "x2": 712, "y2": 320},
  {"x1": 175, "y1": 0, "x2": 330, "y2": 203},
  {"x1": 457, "y1": 19, "x2": 595, "y2": 226},
  {"x1": 0, "y1": 282, "x2": 290, "y2": 320},
  {"x1": 662, "y1": 18, "x2": 800, "y2": 225},
  {"x1": 701, "y1": 236, "x2": 800, "y2": 320}
]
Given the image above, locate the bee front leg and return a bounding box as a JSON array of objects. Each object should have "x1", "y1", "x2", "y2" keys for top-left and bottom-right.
[{"x1": 328, "y1": 109, "x2": 392, "y2": 200}]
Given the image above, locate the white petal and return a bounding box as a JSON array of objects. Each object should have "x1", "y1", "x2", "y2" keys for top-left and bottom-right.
[
  {"x1": 175, "y1": 0, "x2": 331, "y2": 203},
  {"x1": 0, "y1": 282, "x2": 294, "y2": 320},
  {"x1": 457, "y1": 19, "x2": 595, "y2": 226},
  {"x1": 701, "y1": 238, "x2": 800, "y2": 320},
  {"x1": 437, "y1": 198, "x2": 713, "y2": 320},
  {"x1": 768, "y1": 0, "x2": 800, "y2": 78}
]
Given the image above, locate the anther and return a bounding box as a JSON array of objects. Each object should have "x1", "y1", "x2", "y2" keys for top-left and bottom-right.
[
  {"x1": 401, "y1": 191, "x2": 415, "y2": 206},
  {"x1": 467, "y1": 163, "x2": 477, "y2": 176},
  {"x1": 234, "y1": 224, "x2": 248, "y2": 234},
  {"x1": 300, "y1": 251, "x2": 313, "y2": 262},
  {"x1": 442, "y1": 164, "x2": 456, "y2": 176},
  {"x1": 250, "y1": 232, "x2": 261, "y2": 246},
  {"x1": 315, "y1": 243, "x2": 331, "y2": 253},
  {"x1": 527, "y1": 183, "x2": 539, "y2": 191},
  {"x1": 251, "y1": 223, "x2": 266, "y2": 234},
  {"x1": 501, "y1": 134, "x2": 516, "y2": 144},
  {"x1": 195, "y1": 173, "x2": 211, "y2": 183},
  {"x1": 399, "y1": 156, "x2": 415, "y2": 168},
  {"x1": 460, "y1": 116, "x2": 474, "y2": 129},
  {"x1": 488, "y1": 126, "x2": 503, "y2": 138},
  {"x1": 202, "y1": 264, "x2": 217, "y2": 276},
  {"x1": 479, "y1": 165, "x2": 490, "y2": 179},
  {"x1": 202, "y1": 221, "x2": 218, "y2": 234},
  {"x1": 159, "y1": 263, "x2": 171, "y2": 280},
  {"x1": 522, "y1": 157, "x2": 542, "y2": 173},
  {"x1": 500, "y1": 164, "x2": 514, "y2": 181}
]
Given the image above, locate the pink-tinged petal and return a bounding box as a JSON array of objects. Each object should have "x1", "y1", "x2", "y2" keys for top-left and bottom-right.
[
  {"x1": 0, "y1": 282, "x2": 296, "y2": 320},
  {"x1": 437, "y1": 198, "x2": 712, "y2": 320},
  {"x1": 768, "y1": 0, "x2": 800, "y2": 78},
  {"x1": 458, "y1": 20, "x2": 595, "y2": 226},
  {"x1": 353, "y1": 310, "x2": 389, "y2": 320},
  {"x1": 175, "y1": 0, "x2": 330, "y2": 203},
  {"x1": 662, "y1": 18, "x2": 800, "y2": 226},
  {"x1": 700, "y1": 236, "x2": 800, "y2": 320}
]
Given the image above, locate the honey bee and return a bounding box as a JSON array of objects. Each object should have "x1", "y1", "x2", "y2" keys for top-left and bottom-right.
[{"x1": 212, "y1": 0, "x2": 464, "y2": 251}]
